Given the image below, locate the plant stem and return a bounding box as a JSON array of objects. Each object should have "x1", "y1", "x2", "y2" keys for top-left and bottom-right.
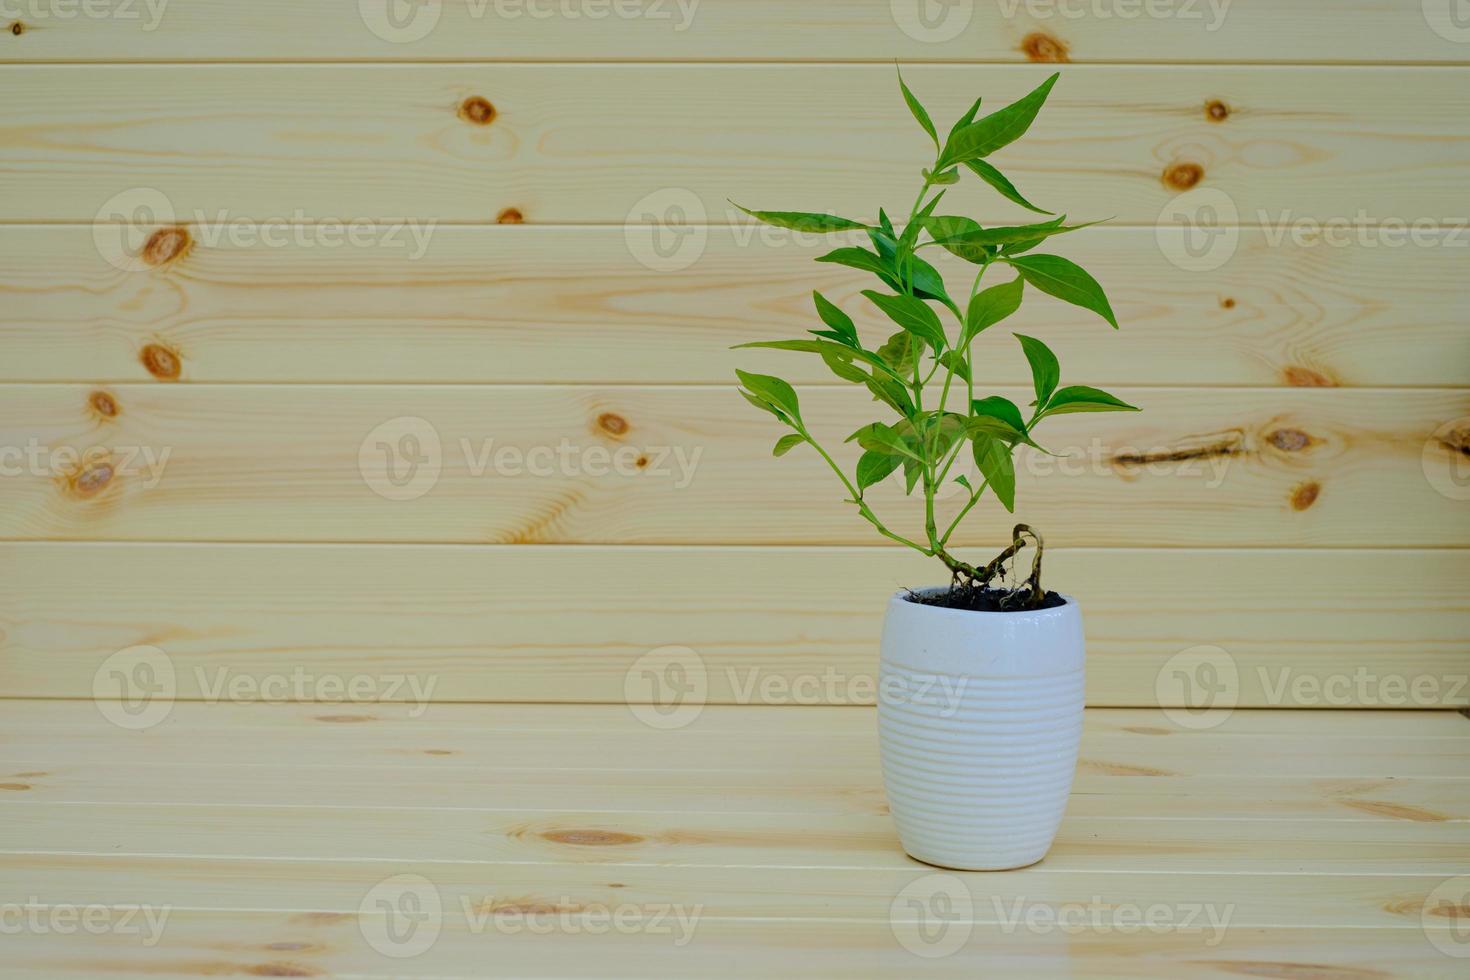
[{"x1": 800, "y1": 425, "x2": 933, "y2": 556}]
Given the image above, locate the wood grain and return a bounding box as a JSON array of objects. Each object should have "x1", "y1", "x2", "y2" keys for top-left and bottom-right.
[
  {"x1": 4, "y1": 65, "x2": 1469, "y2": 223},
  {"x1": 3, "y1": 919, "x2": 1460, "y2": 980},
  {"x1": 0, "y1": 384, "x2": 1464, "y2": 546},
  {"x1": 4, "y1": 224, "x2": 1467, "y2": 386},
  {"x1": 0, "y1": 703, "x2": 1464, "y2": 978},
  {"x1": 2, "y1": 544, "x2": 1465, "y2": 706},
  {"x1": 3, "y1": 0, "x2": 1466, "y2": 64}
]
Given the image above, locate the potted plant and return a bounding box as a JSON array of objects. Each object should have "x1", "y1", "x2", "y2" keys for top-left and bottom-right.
[{"x1": 732, "y1": 70, "x2": 1138, "y2": 870}]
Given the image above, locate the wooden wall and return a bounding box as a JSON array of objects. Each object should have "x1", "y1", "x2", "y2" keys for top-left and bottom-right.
[{"x1": 2, "y1": 1, "x2": 1467, "y2": 707}]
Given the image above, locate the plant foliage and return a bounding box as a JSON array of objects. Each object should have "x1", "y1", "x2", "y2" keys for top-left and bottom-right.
[{"x1": 733, "y1": 71, "x2": 1140, "y2": 608}]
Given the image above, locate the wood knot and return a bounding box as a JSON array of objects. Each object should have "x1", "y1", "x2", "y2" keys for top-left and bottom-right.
[
  {"x1": 1283, "y1": 365, "x2": 1335, "y2": 387},
  {"x1": 635, "y1": 454, "x2": 648, "y2": 469},
  {"x1": 72, "y1": 461, "x2": 115, "y2": 497},
  {"x1": 478, "y1": 897, "x2": 585, "y2": 916},
  {"x1": 597, "y1": 412, "x2": 630, "y2": 437},
  {"x1": 1267, "y1": 428, "x2": 1312, "y2": 452},
  {"x1": 1434, "y1": 425, "x2": 1470, "y2": 456},
  {"x1": 1425, "y1": 900, "x2": 1470, "y2": 920},
  {"x1": 1162, "y1": 161, "x2": 1204, "y2": 191},
  {"x1": 9, "y1": 20, "x2": 23, "y2": 35},
  {"x1": 423, "y1": 748, "x2": 456, "y2": 756},
  {"x1": 246, "y1": 966, "x2": 322, "y2": 978},
  {"x1": 140, "y1": 342, "x2": 182, "y2": 380},
  {"x1": 1219, "y1": 297, "x2": 1235, "y2": 309},
  {"x1": 1205, "y1": 100, "x2": 1230, "y2": 122},
  {"x1": 541, "y1": 829, "x2": 643, "y2": 846},
  {"x1": 89, "y1": 390, "x2": 119, "y2": 419},
  {"x1": 459, "y1": 96, "x2": 497, "y2": 125},
  {"x1": 496, "y1": 207, "x2": 524, "y2": 224},
  {"x1": 142, "y1": 226, "x2": 191, "y2": 267},
  {"x1": 1289, "y1": 480, "x2": 1321, "y2": 511},
  {"x1": 0, "y1": 783, "x2": 31, "y2": 791},
  {"x1": 1020, "y1": 32, "x2": 1069, "y2": 63}
]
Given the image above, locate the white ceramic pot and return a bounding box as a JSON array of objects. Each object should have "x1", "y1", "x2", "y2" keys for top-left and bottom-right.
[{"x1": 877, "y1": 588, "x2": 1085, "y2": 870}]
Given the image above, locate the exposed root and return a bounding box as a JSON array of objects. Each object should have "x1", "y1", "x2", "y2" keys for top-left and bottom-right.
[{"x1": 930, "y1": 524, "x2": 1052, "y2": 611}]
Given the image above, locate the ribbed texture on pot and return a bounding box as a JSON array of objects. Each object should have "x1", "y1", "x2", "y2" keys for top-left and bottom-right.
[{"x1": 878, "y1": 664, "x2": 1084, "y2": 870}]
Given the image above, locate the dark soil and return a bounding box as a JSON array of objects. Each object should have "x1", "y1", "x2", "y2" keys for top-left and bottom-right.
[{"x1": 904, "y1": 586, "x2": 1066, "y2": 613}]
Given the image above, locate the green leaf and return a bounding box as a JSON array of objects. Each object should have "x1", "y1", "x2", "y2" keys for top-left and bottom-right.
[
  {"x1": 863, "y1": 291, "x2": 947, "y2": 352},
  {"x1": 921, "y1": 215, "x2": 995, "y2": 265},
  {"x1": 1014, "y1": 333, "x2": 1060, "y2": 406},
  {"x1": 821, "y1": 351, "x2": 871, "y2": 384},
  {"x1": 971, "y1": 395, "x2": 1028, "y2": 435},
  {"x1": 1007, "y1": 254, "x2": 1118, "y2": 329},
  {"x1": 937, "y1": 73, "x2": 1059, "y2": 169},
  {"x1": 817, "y1": 246, "x2": 893, "y2": 282},
  {"x1": 736, "y1": 369, "x2": 802, "y2": 422},
  {"x1": 964, "y1": 159, "x2": 1053, "y2": 215},
  {"x1": 949, "y1": 96, "x2": 982, "y2": 139},
  {"x1": 733, "y1": 338, "x2": 886, "y2": 373},
  {"x1": 847, "y1": 421, "x2": 921, "y2": 460},
  {"x1": 938, "y1": 349, "x2": 971, "y2": 384},
  {"x1": 811, "y1": 291, "x2": 859, "y2": 346},
  {"x1": 897, "y1": 67, "x2": 939, "y2": 150},
  {"x1": 875, "y1": 330, "x2": 919, "y2": 377},
  {"x1": 899, "y1": 192, "x2": 946, "y2": 255},
  {"x1": 740, "y1": 390, "x2": 782, "y2": 419},
  {"x1": 1041, "y1": 385, "x2": 1140, "y2": 417},
  {"x1": 731, "y1": 203, "x2": 867, "y2": 235},
  {"x1": 772, "y1": 433, "x2": 805, "y2": 457},
  {"x1": 857, "y1": 450, "x2": 903, "y2": 490},
  {"x1": 922, "y1": 167, "x2": 961, "y2": 186},
  {"x1": 902, "y1": 457, "x2": 923, "y2": 495},
  {"x1": 964, "y1": 277, "x2": 1025, "y2": 344},
  {"x1": 926, "y1": 216, "x2": 1100, "y2": 251},
  {"x1": 972, "y1": 435, "x2": 1016, "y2": 513},
  {"x1": 877, "y1": 209, "x2": 896, "y2": 239},
  {"x1": 864, "y1": 371, "x2": 916, "y2": 418},
  {"x1": 863, "y1": 233, "x2": 955, "y2": 310}
]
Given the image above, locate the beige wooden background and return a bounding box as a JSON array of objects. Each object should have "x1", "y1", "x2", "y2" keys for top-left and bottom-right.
[{"x1": 1, "y1": 0, "x2": 1467, "y2": 707}]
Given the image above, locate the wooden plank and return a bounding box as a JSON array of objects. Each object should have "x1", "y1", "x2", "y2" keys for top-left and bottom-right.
[
  {"x1": 3, "y1": 65, "x2": 1469, "y2": 223},
  {"x1": 2, "y1": 544, "x2": 1466, "y2": 706},
  {"x1": 4, "y1": 801, "x2": 1465, "y2": 873},
  {"x1": 4, "y1": 916, "x2": 1459, "y2": 980},
  {"x1": 4, "y1": 723, "x2": 1466, "y2": 778},
  {"x1": 0, "y1": 703, "x2": 1462, "y2": 975},
  {"x1": 0, "y1": 384, "x2": 1464, "y2": 546},
  {"x1": 9, "y1": 701, "x2": 1468, "y2": 737},
  {"x1": 4, "y1": 224, "x2": 1466, "y2": 387},
  {"x1": 4, "y1": 0, "x2": 1467, "y2": 65},
  {"x1": 8, "y1": 762, "x2": 1468, "y2": 822}
]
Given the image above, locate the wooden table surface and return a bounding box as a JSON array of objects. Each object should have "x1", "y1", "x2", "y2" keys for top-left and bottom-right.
[{"x1": 2, "y1": 702, "x2": 1467, "y2": 977}]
